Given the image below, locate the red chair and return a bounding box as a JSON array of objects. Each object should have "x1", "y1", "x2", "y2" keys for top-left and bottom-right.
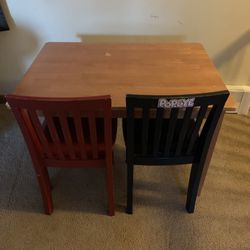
[{"x1": 6, "y1": 94, "x2": 117, "y2": 216}]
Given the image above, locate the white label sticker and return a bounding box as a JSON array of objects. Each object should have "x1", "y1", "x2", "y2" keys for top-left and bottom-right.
[{"x1": 157, "y1": 98, "x2": 195, "y2": 108}]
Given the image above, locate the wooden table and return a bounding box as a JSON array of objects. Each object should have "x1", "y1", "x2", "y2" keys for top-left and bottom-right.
[{"x1": 14, "y1": 42, "x2": 236, "y2": 194}]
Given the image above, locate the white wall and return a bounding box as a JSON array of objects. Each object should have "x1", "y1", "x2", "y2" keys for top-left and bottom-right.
[{"x1": 0, "y1": 0, "x2": 250, "y2": 92}]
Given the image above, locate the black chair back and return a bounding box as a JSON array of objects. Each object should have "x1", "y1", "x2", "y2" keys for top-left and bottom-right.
[{"x1": 125, "y1": 91, "x2": 229, "y2": 165}]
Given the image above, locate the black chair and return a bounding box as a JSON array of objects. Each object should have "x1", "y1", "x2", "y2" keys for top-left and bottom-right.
[{"x1": 123, "y1": 91, "x2": 229, "y2": 214}]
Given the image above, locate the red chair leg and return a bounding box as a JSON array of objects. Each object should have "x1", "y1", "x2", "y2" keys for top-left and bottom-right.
[
  {"x1": 35, "y1": 166, "x2": 53, "y2": 215},
  {"x1": 106, "y1": 160, "x2": 115, "y2": 216}
]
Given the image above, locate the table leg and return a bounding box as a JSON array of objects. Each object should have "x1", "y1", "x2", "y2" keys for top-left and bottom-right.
[{"x1": 198, "y1": 110, "x2": 225, "y2": 196}]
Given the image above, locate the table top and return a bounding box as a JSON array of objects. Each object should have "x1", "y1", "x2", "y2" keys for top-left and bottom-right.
[{"x1": 15, "y1": 42, "x2": 235, "y2": 114}]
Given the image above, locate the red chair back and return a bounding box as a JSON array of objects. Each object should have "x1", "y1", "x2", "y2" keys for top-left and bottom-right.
[{"x1": 7, "y1": 95, "x2": 113, "y2": 164}]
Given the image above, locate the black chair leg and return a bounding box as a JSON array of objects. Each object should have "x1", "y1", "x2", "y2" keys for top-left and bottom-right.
[
  {"x1": 186, "y1": 162, "x2": 203, "y2": 213},
  {"x1": 126, "y1": 163, "x2": 134, "y2": 214}
]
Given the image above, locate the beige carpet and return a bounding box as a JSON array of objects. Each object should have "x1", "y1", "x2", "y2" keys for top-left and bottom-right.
[{"x1": 0, "y1": 105, "x2": 249, "y2": 250}]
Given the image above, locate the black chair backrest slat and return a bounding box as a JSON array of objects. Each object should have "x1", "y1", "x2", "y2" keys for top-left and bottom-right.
[
  {"x1": 142, "y1": 106, "x2": 150, "y2": 155},
  {"x1": 153, "y1": 108, "x2": 164, "y2": 156},
  {"x1": 175, "y1": 107, "x2": 194, "y2": 156},
  {"x1": 186, "y1": 104, "x2": 208, "y2": 155},
  {"x1": 164, "y1": 108, "x2": 178, "y2": 156}
]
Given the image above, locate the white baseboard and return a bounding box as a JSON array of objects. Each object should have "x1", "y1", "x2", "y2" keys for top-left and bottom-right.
[{"x1": 226, "y1": 85, "x2": 250, "y2": 115}]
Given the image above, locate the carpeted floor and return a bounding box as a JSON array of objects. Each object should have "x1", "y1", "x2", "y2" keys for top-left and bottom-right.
[{"x1": 0, "y1": 105, "x2": 249, "y2": 250}]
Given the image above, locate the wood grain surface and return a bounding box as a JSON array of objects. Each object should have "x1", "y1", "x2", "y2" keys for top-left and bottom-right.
[{"x1": 15, "y1": 42, "x2": 235, "y2": 114}]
